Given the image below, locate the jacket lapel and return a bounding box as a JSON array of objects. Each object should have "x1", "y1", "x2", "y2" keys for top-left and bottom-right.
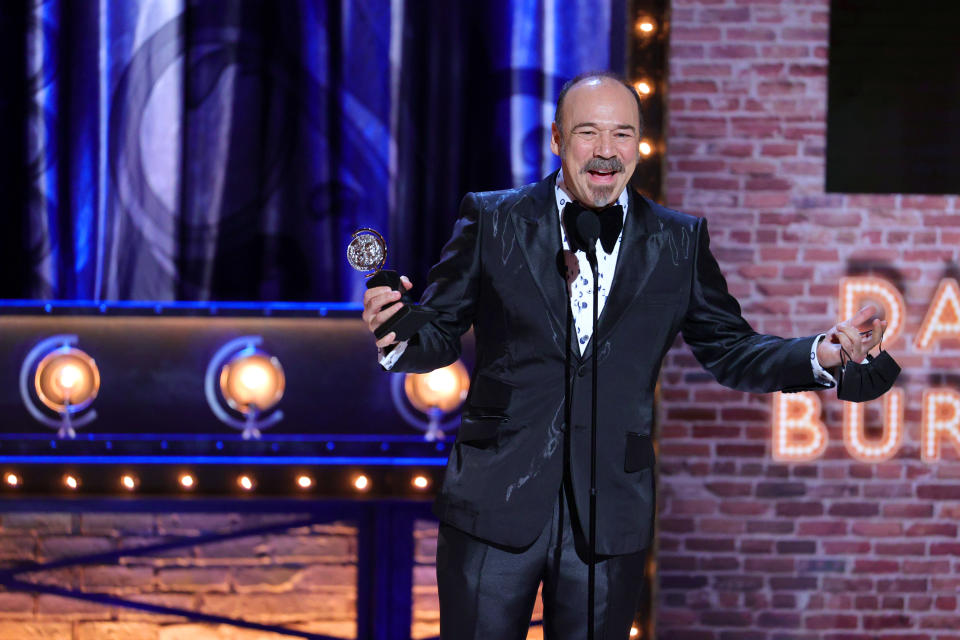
[
  {"x1": 580, "y1": 190, "x2": 666, "y2": 361},
  {"x1": 511, "y1": 172, "x2": 568, "y2": 353}
]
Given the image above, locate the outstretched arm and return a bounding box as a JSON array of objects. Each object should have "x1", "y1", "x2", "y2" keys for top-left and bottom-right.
[{"x1": 680, "y1": 217, "x2": 832, "y2": 394}]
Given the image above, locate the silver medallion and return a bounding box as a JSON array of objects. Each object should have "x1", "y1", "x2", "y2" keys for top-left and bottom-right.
[{"x1": 346, "y1": 228, "x2": 387, "y2": 276}]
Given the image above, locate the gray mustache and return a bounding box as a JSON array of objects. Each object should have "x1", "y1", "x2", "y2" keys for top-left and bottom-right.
[{"x1": 582, "y1": 157, "x2": 624, "y2": 173}]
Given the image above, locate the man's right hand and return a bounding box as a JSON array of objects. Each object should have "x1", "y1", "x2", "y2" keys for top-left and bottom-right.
[{"x1": 362, "y1": 275, "x2": 414, "y2": 348}]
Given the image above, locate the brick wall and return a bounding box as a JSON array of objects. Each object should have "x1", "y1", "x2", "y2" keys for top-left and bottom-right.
[
  {"x1": 0, "y1": 512, "x2": 357, "y2": 639},
  {"x1": 659, "y1": 0, "x2": 960, "y2": 637},
  {"x1": 0, "y1": 511, "x2": 542, "y2": 640}
]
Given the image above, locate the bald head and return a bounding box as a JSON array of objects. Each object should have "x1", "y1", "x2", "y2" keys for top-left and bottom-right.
[{"x1": 554, "y1": 72, "x2": 643, "y2": 138}]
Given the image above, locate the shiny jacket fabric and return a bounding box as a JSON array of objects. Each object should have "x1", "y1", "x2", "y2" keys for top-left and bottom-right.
[{"x1": 391, "y1": 172, "x2": 826, "y2": 555}]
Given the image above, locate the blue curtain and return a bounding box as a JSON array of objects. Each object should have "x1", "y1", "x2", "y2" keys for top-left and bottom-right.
[{"x1": 0, "y1": 0, "x2": 624, "y2": 302}]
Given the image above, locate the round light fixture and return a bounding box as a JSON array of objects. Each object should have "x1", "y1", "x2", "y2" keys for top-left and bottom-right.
[
  {"x1": 121, "y1": 474, "x2": 139, "y2": 491},
  {"x1": 20, "y1": 336, "x2": 102, "y2": 439},
  {"x1": 404, "y1": 361, "x2": 470, "y2": 414},
  {"x1": 392, "y1": 360, "x2": 471, "y2": 441},
  {"x1": 34, "y1": 346, "x2": 100, "y2": 413},
  {"x1": 219, "y1": 348, "x2": 285, "y2": 414},
  {"x1": 353, "y1": 474, "x2": 370, "y2": 491},
  {"x1": 206, "y1": 337, "x2": 286, "y2": 440}
]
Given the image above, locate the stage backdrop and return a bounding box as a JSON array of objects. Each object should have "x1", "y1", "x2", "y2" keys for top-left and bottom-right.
[
  {"x1": 658, "y1": 0, "x2": 960, "y2": 637},
  {"x1": 0, "y1": 0, "x2": 625, "y2": 304}
]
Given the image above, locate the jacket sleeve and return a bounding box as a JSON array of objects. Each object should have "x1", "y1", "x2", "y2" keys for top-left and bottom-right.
[
  {"x1": 680, "y1": 217, "x2": 830, "y2": 394},
  {"x1": 388, "y1": 192, "x2": 483, "y2": 373}
]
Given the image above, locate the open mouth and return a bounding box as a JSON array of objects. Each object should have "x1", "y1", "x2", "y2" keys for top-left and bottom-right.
[{"x1": 587, "y1": 169, "x2": 618, "y2": 182}]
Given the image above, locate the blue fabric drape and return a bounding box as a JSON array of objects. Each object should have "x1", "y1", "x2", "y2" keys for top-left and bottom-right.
[{"x1": 0, "y1": 0, "x2": 623, "y2": 302}]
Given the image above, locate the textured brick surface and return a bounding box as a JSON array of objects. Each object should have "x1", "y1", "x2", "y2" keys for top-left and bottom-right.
[
  {"x1": 658, "y1": 0, "x2": 960, "y2": 637},
  {"x1": 0, "y1": 512, "x2": 359, "y2": 638}
]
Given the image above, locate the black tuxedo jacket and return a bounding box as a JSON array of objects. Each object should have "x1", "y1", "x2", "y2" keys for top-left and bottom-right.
[{"x1": 391, "y1": 171, "x2": 826, "y2": 555}]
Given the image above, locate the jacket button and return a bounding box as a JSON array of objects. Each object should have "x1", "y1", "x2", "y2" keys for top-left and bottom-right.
[{"x1": 577, "y1": 365, "x2": 587, "y2": 377}]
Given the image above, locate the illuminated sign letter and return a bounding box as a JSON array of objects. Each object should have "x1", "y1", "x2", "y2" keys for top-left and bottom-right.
[
  {"x1": 843, "y1": 389, "x2": 904, "y2": 462},
  {"x1": 915, "y1": 278, "x2": 960, "y2": 351},
  {"x1": 772, "y1": 392, "x2": 828, "y2": 462},
  {"x1": 840, "y1": 277, "x2": 905, "y2": 346},
  {"x1": 922, "y1": 389, "x2": 960, "y2": 462}
]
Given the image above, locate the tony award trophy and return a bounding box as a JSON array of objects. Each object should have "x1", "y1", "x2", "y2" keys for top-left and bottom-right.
[{"x1": 347, "y1": 228, "x2": 437, "y2": 342}]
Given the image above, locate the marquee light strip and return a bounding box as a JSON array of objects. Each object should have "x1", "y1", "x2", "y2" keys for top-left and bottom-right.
[
  {"x1": 842, "y1": 389, "x2": 904, "y2": 463},
  {"x1": 921, "y1": 388, "x2": 960, "y2": 462},
  {"x1": 840, "y1": 277, "x2": 905, "y2": 346},
  {"x1": 772, "y1": 392, "x2": 828, "y2": 462},
  {"x1": 915, "y1": 278, "x2": 960, "y2": 351}
]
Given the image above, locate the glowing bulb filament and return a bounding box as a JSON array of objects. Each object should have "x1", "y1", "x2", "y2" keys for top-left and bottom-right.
[
  {"x1": 239, "y1": 364, "x2": 269, "y2": 392},
  {"x1": 59, "y1": 365, "x2": 82, "y2": 390}
]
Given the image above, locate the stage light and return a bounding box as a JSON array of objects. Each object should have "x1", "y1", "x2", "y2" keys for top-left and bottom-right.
[
  {"x1": 220, "y1": 349, "x2": 285, "y2": 414},
  {"x1": 394, "y1": 360, "x2": 471, "y2": 441},
  {"x1": 636, "y1": 18, "x2": 655, "y2": 34},
  {"x1": 121, "y1": 474, "x2": 139, "y2": 491},
  {"x1": 639, "y1": 141, "x2": 654, "y2": 156},
  {"x1": 179, "y1": 473, "x2": 196, "y2": 490},
  {"x1": 404, "y1": 361, "x2": 470, "y2": 414},
  {"x1": 238, "y1": 475, "x2": 255, "y2": 491},
  {"x1": 207, "y1": 337, "x2": 286, "y2": 439},
  {"x1": 634, "y1": 81, "x2": 652, "y2": 96},
  {"x1": 630, "y1": 626, "x2": 639, "y2": 637},
  {"x1": 412, "y1": 475, "x2": 430, "y2": 490},
  {"x1": 353, "y1": 474, "x2": 370, "y2": 491},
  {"x1": 21, "y1": 338, "x2": 102, "y2": 438},
  {"x1": 35, "y1": 347, "x2": 100, "y2": 413},
  {"x1": 63, "y1": 474, "x2": 79, "y2": 490},
  {"x1": 5, "y1": 472, "x2": 20, "y2": 488},
  {"x1": 296, "y1": 475, "x2": 314, "y2": 489}
]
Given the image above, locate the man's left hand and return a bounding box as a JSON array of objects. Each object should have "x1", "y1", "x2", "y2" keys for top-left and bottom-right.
[{"x1": 816, "y1": 304, "x2": 887, "y2": 369}]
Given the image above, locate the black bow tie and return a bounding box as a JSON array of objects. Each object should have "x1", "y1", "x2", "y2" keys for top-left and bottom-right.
[{"x1": 561, "y1": 200, "x2": 624, "y2": 254}]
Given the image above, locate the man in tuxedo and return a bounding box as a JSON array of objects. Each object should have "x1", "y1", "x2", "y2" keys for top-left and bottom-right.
[{"x1": 362, "y1": 71, "x2": 882, "y2": 640}]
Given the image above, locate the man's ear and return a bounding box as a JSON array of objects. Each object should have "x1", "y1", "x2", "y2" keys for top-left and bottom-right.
[{"x1": 550, "y1": 122, "x2": 561, "y2": 156}]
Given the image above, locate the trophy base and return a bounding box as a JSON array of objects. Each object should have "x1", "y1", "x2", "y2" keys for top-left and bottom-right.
[
  {"x1": 367, "y1": 270, "x2": 437, "y2": 342},
  {"x1": 373, "y1": 304, "x2": 438, "y2": 342}
]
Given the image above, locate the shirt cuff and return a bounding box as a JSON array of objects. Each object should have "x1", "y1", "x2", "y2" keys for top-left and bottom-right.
[
  {"x1": 378, "y1": 340, "x2": 409, "y2": 370},
  {"x1": 810, "y1": 333, "x2": 836, "y2": 387}
]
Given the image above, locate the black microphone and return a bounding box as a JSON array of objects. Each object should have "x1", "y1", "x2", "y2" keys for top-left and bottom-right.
[{"x1": 574, "y1": 209, "x2": 601, "y2": 263}]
